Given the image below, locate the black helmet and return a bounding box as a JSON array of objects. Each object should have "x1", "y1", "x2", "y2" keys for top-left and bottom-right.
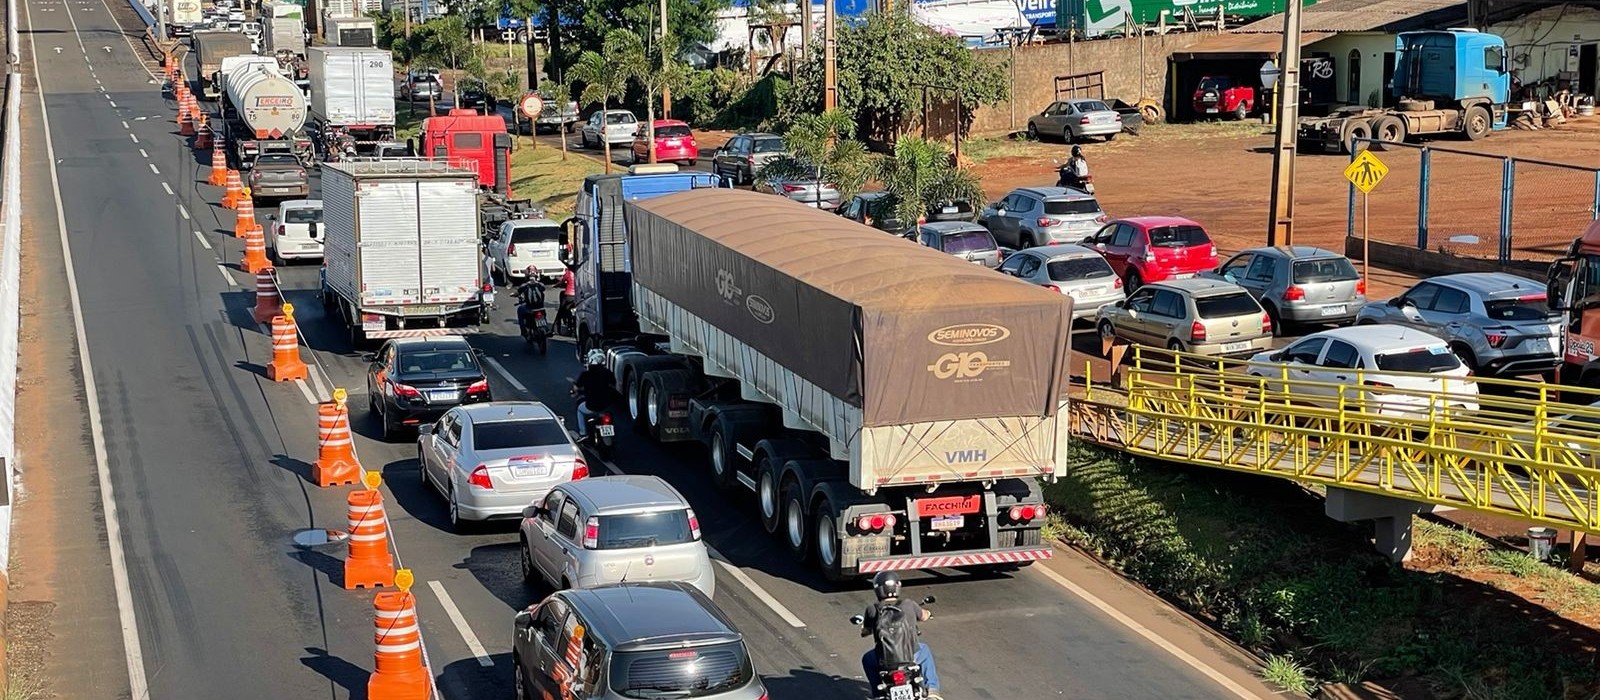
[
  {"x1": 871, "y1": 571, "x2": 902, "y2": 601},
  {"x1": 1071, "y1": 145, "x2": 1083, "y2": 157}
]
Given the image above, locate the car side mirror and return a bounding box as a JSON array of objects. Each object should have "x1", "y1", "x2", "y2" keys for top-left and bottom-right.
[
  {"x1": 362, "y1": 352, "x2": 377, "y2": 362},
  {"x1": 472, "y1": 348, "x2": 486, "y2": 357},
  {"x1": 522, "y1": 504, "x2": 544, "y2": 519},
  {"x1": 1268, "y1": 352, "x2": 1283, "y2": 362},
  {"x1": 418, "y1": 424, "x2": 434, "y2": 436}
]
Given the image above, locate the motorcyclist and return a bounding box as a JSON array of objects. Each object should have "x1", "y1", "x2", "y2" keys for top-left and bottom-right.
[
  {"x1": 860, "y1": 572, "x2": 941, "y2": 699},
  {"x1": 555, "y1": 263, "x2": 577, "y2": 333},
  {"x1": 573, "y1": 350, "x2": 620, "y2": 439},
  {"x1": 1059, "y1": 145, "x2": 1090, "y2": 190},
  {"x1": 515, "y1": 267, "x2": 546, "y2": 331}
]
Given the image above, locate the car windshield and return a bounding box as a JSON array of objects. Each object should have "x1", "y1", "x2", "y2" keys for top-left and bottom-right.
[
  {"x1": 397, "y1": 349, "x2": 475, "y2": 375},
  {"x1": 595, "y1": 510, "x2": 696, "y2": 549},
  {"x1": 1148, "y1": 225, "x2": 1210, "y2": 248},
  {"x1": 752, "y1": 137, "x2": 785, "y2": 153},
  {"x1": 1047, "y1": 256, "x2": 1114, "y2": 281},
  {"x1": 610, "y1": 642, "x2": 752, "y2": 699},
  {"x1": 283, "y1": 208, "x2": 321, "y2": 224},
  {"x1": 1195, "y1": 292, "x2": 1261, "y2": 318},
  {"x1": 1200, "y1": 77, "x2": 1232, "y2": 90},
  {"x1": 1073, "y1": 100, "x2": 1110, "y2": 112},
  {"x1": 471, "y1": 419, "x2": 568, "y2": 451},
  {"x1": 940, "y1": 230, "x2": 996, "y2": 254},
  {"x1": 606, "y1": 112, "x2": 635, "y2": 124},
  {"x1": 1375, "y1": 347, "x2": 1462, "y2": 372},
  {"x1": 1485, "y1": 295, "x2": 1557, "y2": 321},
  {"x1": 1044, "y1": 199, "x2": 1102, "y2": 216},
  {"x1": 510, "y1": 225, "x2": 560, "y2": 244},
  {"x1": 1293, "y1": 257, "x2": 1360, "y2": 283},
  {"x1": 655, "y1": 124, "x2": 692, "y2": 138}
]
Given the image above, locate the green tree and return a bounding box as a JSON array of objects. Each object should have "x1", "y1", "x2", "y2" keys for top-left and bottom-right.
[
  {"x1": 782, "y1": 11, "x2": 1007, "y2": 141},
  {"x1": 758, "y1": 109, "x2": 870, "y2": 199},
  {"x1": 543, "y1": 0, "x2": 728, "y2": 84},
  {"x1": 566, "y1": 47, "x2": 628, "y2": 172},
  {"x1": 606, "y1": 28, "x2": 687, "y2": 164},
  {"x1": 873, "y1": 136, "x2": 983, "y2": 226}
]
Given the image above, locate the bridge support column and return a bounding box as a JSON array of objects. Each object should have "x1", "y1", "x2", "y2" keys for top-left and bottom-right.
[{"x1": 1325, "y1": 488, "x2": 1454, "y2": 563}]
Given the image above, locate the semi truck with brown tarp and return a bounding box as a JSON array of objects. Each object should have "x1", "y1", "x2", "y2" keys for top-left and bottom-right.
[{"x1": 567, "y1": 175, "x2": 1071, "y2": 581}]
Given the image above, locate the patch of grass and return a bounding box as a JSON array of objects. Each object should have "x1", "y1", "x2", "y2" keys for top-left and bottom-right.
[
  {"x1": 960, "y1": 135, "x2": 1058, "y2": 164},
  {"x1": 1486, "y1": 549, "x2": 1546, "y2": 578},
  {"x1": 507, "y1": 140, "x2": 604, "y2": 221},
  {"x1": 393, "y1": 99, "x2": 431, "y2": 142},
  {"x1": 1414, "y1": 518, "x2": 1490, "y2": 567},
  {"x1": 1262, "y1": 653, "x2": 1318, "y2": 695},
  {"x1": 6, "y1": 670, "x2": 43, "y2": 700}
]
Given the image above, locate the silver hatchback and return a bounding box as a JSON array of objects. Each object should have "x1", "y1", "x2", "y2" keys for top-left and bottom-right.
[
  {"x1": 519, "y1": 475, "x2": 714, "y2": 597},
  {"x1": 1206, "y1": 246, "x2": 1366, "y2": 333},
  {"x1": 1097, "y1": 278, "x2": 1273, "y2": 356},
  {"x1": 1354, "y1": 272, "x2": 1563, "y2": 377},
  {"x1": 908, "y1": 221, "x2": 1002, "y2": 268},
  {"x1": 1000, "y1": 244, "x2": 1125, "y2": 320},
  {"x1": 418, "y1": 402, "x2": 588, "y2": 532}
]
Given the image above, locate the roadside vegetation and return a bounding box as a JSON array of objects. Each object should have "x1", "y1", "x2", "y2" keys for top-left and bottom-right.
[
  {"x1": 506, "y1": 138, "x2": 603, "y2": 221},
  {"x1": 1045, "y1": 443, "x2": 1600, "y2": 699}
]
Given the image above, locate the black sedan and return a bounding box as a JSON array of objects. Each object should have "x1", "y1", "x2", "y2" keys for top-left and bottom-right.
[
  {"x1": 366, "y1": 337, "x2": 493, "y2": 440},
  {"x1": 456, "y1": 82, "x2": 498, "y2": 113}
]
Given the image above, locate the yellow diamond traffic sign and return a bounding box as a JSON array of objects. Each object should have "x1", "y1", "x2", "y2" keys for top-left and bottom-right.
[{"x1": 1344, "y1": 150, "x2": 1389, "y2": 194}]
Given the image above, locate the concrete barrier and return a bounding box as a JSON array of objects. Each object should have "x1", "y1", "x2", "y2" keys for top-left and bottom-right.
[{"x1": 0, "y1": 0, "x2": 23, "y2": 682}]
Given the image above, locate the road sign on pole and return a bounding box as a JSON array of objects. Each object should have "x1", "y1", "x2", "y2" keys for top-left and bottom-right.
[
  {"x1": 519, "y1": 92, "x2": 544, "y2": 120},
  {"x1": 1343, "y1": 149, "x2": 1390, "y2": 288},
  {"x1": 1260, "y1": 60, "x2": 1280, "y2": 89}
]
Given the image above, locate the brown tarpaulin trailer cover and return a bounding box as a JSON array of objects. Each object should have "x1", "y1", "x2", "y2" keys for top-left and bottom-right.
[{"x1": 624, "y1": 189, "x2": 1073, "y2": 428}]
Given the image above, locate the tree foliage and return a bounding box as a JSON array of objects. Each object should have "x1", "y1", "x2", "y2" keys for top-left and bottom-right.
[
  {"x1": 872, "y1": 136, "x2": 984, "y2": 226},
  {"x1": 604, "y1": 28, "x2": 688, "y2": 163},
  {"x1": 781, "y1": 11, "x2": 1007, "y2": 140},
  {"x1": 542, "y1": 0, "x2": 729, "y2": 82},
  {"x1": 759, "y1": 109, "x2": 870, "y2": 200},
  {"x1": 566, "y1": 45, "x2": 628, "y2": 172}
]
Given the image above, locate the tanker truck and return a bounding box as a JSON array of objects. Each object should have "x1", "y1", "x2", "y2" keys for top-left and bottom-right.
[
  {"x1": 221, "y1": 59, "x2": 314, "y2": 170},
  {"x1": 565, "y1": 175, "x2": 1070, "y2": 581}
]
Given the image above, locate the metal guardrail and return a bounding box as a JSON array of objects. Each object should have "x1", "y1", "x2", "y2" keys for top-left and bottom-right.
[
  {"x1": 0, "y1": 0, "x2": 24, "y2": 571},
  {"x1": 1072, "y1": 346, "x2": 1600, "y2": 532},
  {"x1": 128, "y1": 0, "x2": 157, "y2": 28}
]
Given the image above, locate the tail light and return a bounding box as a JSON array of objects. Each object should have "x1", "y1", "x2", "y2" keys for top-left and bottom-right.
[
  {"x1": 571, "y1": 457, "x2": 589, "y2": 481},
  {"x1": 855, "y1": 513, "x2": 897, "y2": 532},
  {"x1": 1260, "y1": 312, "x2": 1273, "y2": 335},
  {"x1": 507, "y1": 243, "x2": 516, "y2": 256},
  {"x1": 250, "y1": 170, "x2": 262, "y2": 180},
  {"x1": 1078, "y1": 117, "x2": 1091, "y2": 125},
  {"x1": 296, "y1": 168, "x2": 306, "y2": 177},
  {"x1": 582, "y1": 516, "x2": 600, "y2": 549},
  {"x1": 1364, "y1": 380, "x2": 1395, "y2": 389},
  {"x1": 467, "y1": 465, "x2": 493, "y2": 489},
  {"x1": 1044, "y1": 284, "x2": 1061, "y2": 292},
  {"x1": 688, "y1": 507, "x2": 702, "y2": 540},
  {"x1": 598, "y1": 413, "x2": 612, "y2": 425},
  {"x1": 1008, "y1": 504, "x2": 1044, "y2": 521},
  {"x1": 533, "y1": 309, "x2": 546, "y2": 320},
  {"x1": 1113, "y1": 277, "x2": 1124, "y2": 289},
  {"x1": 1205, "y1": 244, "x2": 1217, "y2": 259},
  {"x1": 782, "y1": 184, "x2": 803, "y2": 193},
  {"x1": 467, "y1": 379, "x2": 489, "y2": 395},
  {"x1": 276, "y1": 224, "x2": 285, "y2": 235},
  {"x1": 747, "y1": 156, "x2": 756, "y2": 165},
  {"x1": 481, "y1": 283, "x2": 493, "y2": 293},
  {"x1": 1283, "y1": 285, "x2": 1306, "y2": 301},
  {"x1": 1038, "y1": 217, "x2": 1060, "y2": 227},
  {"x1": 1356, "y1": 278, "x2": 1367, "y2": 296},
  {"x1": 890, "y1": 670, "x2": 908, "y2": 686},
  {"x1": 390, "y1": 381, "x2": 421, "y2": 399},
  {"x1": 1486, "y1": 331, "x2": 1508, "y2": 348},
  {"x1": 1143, "y1": 248, "x2": 1156, "y2": 263},
  {"x1": 1190, "y1": 321, "x2": 1207, "y2": 342}
]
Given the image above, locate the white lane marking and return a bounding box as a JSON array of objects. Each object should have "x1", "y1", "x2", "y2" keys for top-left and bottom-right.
[
  {"x1": 192, "y1": 230, "x2": 211, "y2": 249},
  {"x1": 483, "y1": 357, "x2": 527, "y2": 394},
  {"x1": 427, "y1": 580, "x2": 494, "y2": 668},
  {"x1": 708, "y1": 550, "x2": 807, "y2": 628},
  {"x1": 28, "y1": 0, "x2": 153, "y2": 695},
  {"x1": 216, "y1": 264, "x2": 237, "y2": 287},
  {"x1": 160, "y1": 182, "x2": 172, "y2": 196},
  {"x1": 293, "y1": 379, "x2": 318, "y2": 404},
  {"x1": 306, "y1": 364, "x2": 331, "y2": 401},
  {"x1": 127, "y1": 132, "x2": 136, "y2": 143},
  {"x1": 138, "y1": 148, "x2": 147, "y2": 158},
  {"x1": 177, "y1": 204, "x2": 189, "y2": 220},
  {"x1": 1033, "y1": 565, "x2": 1267, "y2": 700},
  {"x1": 120, "y1": 120, "x2": 128, "y2": 129},
  {"x1": 147, "y1": 163, "x2": 158, "y2": 174},
  {"x1": 106, "y1": 99, "x2": 115, "y2": 107}
]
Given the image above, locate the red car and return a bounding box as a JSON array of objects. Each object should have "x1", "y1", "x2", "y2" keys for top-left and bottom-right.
[
  {"x1": 1085, "y1": 216, "x2": 1219, "y2": 290},
  {"x1": 630, "y1": 120, "x2": 699, "y2": 166}
]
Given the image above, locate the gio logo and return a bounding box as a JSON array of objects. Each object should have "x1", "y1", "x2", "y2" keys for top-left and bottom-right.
[
  {"x1": 714, "y1": 269, "x2": 742, "y2": 302},
  {"x1": 928, "y1": 352, "x2": 1011, "y2": 380}
]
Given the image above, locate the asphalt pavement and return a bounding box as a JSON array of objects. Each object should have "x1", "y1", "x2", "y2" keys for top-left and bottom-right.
[{"x1": 20, "y1": 3, "x2": 1289, "y2": 697}]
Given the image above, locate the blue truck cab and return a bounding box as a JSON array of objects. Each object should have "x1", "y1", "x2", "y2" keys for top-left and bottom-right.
[
  {"x1": 1392, "y1": 29, "x2": 1509, "y2": 112},
  {"x1": 564, "y1": 165, "x2": 728, "y2": 354}
]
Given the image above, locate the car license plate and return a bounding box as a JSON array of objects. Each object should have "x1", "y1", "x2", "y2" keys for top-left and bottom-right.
[
  {"x1": 1528, "y1": 338, "x2": 1550, "y2": 353},
  {"x1": 1173, "y1": 272, "x2": 1196, "y2": 280},
  {"x1": 362, "y1": 318, "x2": 386, "y2": 332},
  {"x1": 427, "y1": 390, "x2": 459, "y2": 402},
  {"x1": 597, "y1": 424, "x2": 615, "y2": 437},
  {"x1": 929, "y1": 514, "x2": 962, "y2": 531},
  {"x1": 1223, "y1": 341, "x2": 1250, "y2": 353},
  {"x1": 889, "y1": 686, "x2": 915, "y2": 700},
  {"x1": 1320, "y1": 305, "x2": 1347, "y2": 316},
  {"x1": 941, "y1": 206, "x2": 958, "y2": 215},
  {"x1": 511, "y1": 463, "x2": 550, "y2": 478},
  {"x1": 1205, "y1": 108, "x2": 1218, "y2": 113}
]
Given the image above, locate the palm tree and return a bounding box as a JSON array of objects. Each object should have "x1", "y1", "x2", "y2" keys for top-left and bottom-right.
[
  {"x1": 758, "y1": 109, "x2": 870, "y2": 201},
  {"x1": 565, "y1": 49, "x2": 627, "y2": 173},
  {"x1": 604, "y1": 28, "x2": 687, "y2": 164},
  {"x1": 874, "y1": 136, "x2": 984, "y2": 227}
]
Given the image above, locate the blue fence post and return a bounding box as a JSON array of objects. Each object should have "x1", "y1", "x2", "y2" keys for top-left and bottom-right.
[
  {"x1": 1417, "y1": 148, "x2": 1431, "y2": 250},
  {"x1": 1346, "y1": 146, "x2": 1357, "y2": 241},
  {"x1": 1592, "y1": 169, "x2": 1600, "y2": 222},
  {"x1": 1499, "y1": 158, "x2": 1515, "y2": 264}
]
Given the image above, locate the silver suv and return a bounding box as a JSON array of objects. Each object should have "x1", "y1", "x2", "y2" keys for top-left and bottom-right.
[
  {"x1": 519, "y1": 475, "x2": 714, "y2": 597},
  {"x1": 1354, "y1": 272, "x2": 1563, "y2": 377},
  {"x1": 513, "y1": 583, "x2": 766, "y2": 700},
  {"x1": 979, "y1": 187, "x2": 1107, "y2": 247}
]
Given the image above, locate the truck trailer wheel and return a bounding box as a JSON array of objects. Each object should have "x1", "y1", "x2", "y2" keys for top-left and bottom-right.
[
  {"x1": 708, "y1": 423, "x2": 739, "y2": 490},
  {"x1": 1370, "y1": 115, "x2": 1406, "y2": 149},
  {"x1": 757, "y1": 458, "x2": 782, "y2": 534},
  {"x1": 1463, "y1": 106, "x2": 1491, "y2": 141},
  {"x1": 812, "y1": 495, "x2": 847, "y2": 583},
  {"x1": 782, "y1": 480, "x2": 811, "y2": 562},
  {"x1": 1340, "y1": 118, "x2": 1373, "y2": 154}
]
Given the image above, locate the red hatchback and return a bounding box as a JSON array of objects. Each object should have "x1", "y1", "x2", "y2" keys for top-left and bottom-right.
[
  {"x1": 631, "y1": 120, "x2": 699, "y2": 166},
  {"x1": 1086, "y1": 216, "x2": 1219, "y2": 290}
]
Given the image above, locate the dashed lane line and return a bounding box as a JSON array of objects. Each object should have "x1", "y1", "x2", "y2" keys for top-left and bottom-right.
[
  {"x1": 306, "y1": 365, "x2": 331, "y2": 401},
  {"x1": 192, "y1": 230, "x2": 211, "y2": 249},
  {"x1": 483, "y1": 357, "x2": 527, "y2": 394},
  {"x1": 160, "y1": 182, "x2": 172, "y2": 196},
  {"x1": 147, "y1": 163, "x2": 158, "y2": 174},
  {"x1": 107, "y1": 99, "x2": 115, "y2": 108},
  {"x1": 216, "y1": 264, "x2": 237, "y2": 287},
  {"x1": 292, "y1": 378, "x2": 318, "y2": 404},
  {"x1": 120, "y1": 120, "x2": 127, "y2": 129},
  {"x1": 127, "y1": 132, "x2": 136, "y2": 143},
  {"x1": 176, "y1": 204, "x2": 189, "y2": 220},
  {"x1": 427, "y1": 581, "x2": 494, "y2": 668},
  {"x1": 138, "y1": 148, "x2": 147, "y2": 158}
]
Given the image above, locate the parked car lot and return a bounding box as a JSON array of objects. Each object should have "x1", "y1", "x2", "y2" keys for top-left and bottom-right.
[
  {"x1": 1355, "y1": 272, "x2": 1563, "y2": 378},
  {"x1": 1097, "y1": 278, "x2": 1273, "y2": 357},
  {"x1": 1000, "y1": 244, "x2": 1125, "y2": 320}
]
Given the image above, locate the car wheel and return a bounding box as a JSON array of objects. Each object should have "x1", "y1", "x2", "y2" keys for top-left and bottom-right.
[
  {"x1": 448, "y1": 487, "x2": 471, "y2": 533},
  {"x1": 1063, "y1": 128, "x2": 1074, "y2": 143},
  {"x1": 1098, "y1": 320, "x2": 1118, "y2": 356},
  {"x1": 1027, "y1": 123, "x2": 1039, "y2": 141},
  {"x1": 782, "y1": 480, "x2": 810, "y2": 562},
  {"x1": 626, "y1": 373, "x2": 647, "y2": 432},
  {"x1": 1020, "y1": 233, "x2": 1036, "y2": 249},
  {"x1": 519, "y1": 536, "x2": 539, "y2": 586},
  {"x1": 687, "y1": 159, "x2": 697, "y2": 167},
  {"x1": 1453, "y1": 344, "x2": 1480, "y2": 374},
  {"x1": 1264, "y1": 303, "x2": 1284, "y2": 337},
  {"x1": 418, "y1": 448, "x2": 430, "y2": 491},
  {"x1": 1234, "y1": 102, "x2": 1249, "y2": 121},
  {"x1": 1125, "y1": 269, "x2": 1143, "y2": 292},
  {"x1": 379, "y1": 407, "x2": 395, "y2": 442},
  {"x1": 1166, "y1": 339, "x2": 1185, "y2": 364}
]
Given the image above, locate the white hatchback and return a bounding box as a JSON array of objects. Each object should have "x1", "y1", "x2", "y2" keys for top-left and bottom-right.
[
  {"x1": 267, "y1": 199, "x2": 323, "y2": 263},
  {"x1": 1248, "y1": 325, "x2": 1479, "y2": 417}
]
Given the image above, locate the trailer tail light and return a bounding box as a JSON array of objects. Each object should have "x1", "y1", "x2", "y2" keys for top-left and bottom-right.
[
  {"x1": 1356, "y1": 278, "x2": 1367, "y2": 296},
  {"x1": 1260, "y1": 312, "x2": 1273, "y2": 335},
  {"x1": 688, "y1": 508, "x2": 701, "y2": 540},
  {"x1": 1283, "y1": 285, "x2": 1306, "y2": 301},
  {"x1": 582, "y1": 516, "x2": 599, "y2": 549},
  {"x1": 855, "y1": 513, "x2": 896, "y2": 532},
  {"x1": 1190, "y1": 321, "x2": 1207, "y2": 342},
  {"x1": 467, "y1": 465, "x2": 493, "y2": 489}
]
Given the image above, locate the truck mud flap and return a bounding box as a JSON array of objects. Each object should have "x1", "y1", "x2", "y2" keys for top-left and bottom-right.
[{"x1": 855, "y1": 546, "x2": 1052, "y2": 573}]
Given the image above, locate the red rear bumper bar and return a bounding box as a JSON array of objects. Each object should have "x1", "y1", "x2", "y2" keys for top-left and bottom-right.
[{"x1": 857, "y1": 546, "x2": 1051, "y2": 573}]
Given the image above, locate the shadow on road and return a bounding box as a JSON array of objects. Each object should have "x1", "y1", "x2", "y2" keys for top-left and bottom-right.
[
  {"x1": 458, "y1": 541, "x2": 542, "y2": 613},
  {"x1": 763, "y1": 667, "x2": 871, "y2": 698},
  {"x1": 441, "y1": 652, "x2": 511, "y2": 698},
  {"x1": 301, "y1": 646, "x2": 367, "y2": 697}
]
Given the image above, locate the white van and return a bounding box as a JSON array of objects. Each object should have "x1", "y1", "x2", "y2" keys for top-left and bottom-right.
[
  {"x1": 490, "y1": 218, "x2": 564, "y2": 283},
  {"x1": 267, "y1": 199, "x2": 323, "y2": 263}
]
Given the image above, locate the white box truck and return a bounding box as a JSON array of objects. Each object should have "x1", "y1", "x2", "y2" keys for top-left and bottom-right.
[
  {"x1": 167, "y1": 0, "x2": 203, "y2": 37},
  {"x1": 307, "y1": 47, "x2": 396, "y2": 150},
  {"x1": 319, "y1": 160, "x2": 486, "y2": 343},
  {"x1": 323, "y1": 16, "x2": 376, "y2": 47}
]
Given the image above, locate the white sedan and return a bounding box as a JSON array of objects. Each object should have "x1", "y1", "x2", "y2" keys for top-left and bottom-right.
[{"x1": 1247, "y1": 325, "x2": 1479, "y2": 416}]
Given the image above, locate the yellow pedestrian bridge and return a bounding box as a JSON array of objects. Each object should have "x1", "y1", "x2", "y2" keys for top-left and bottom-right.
[{"x1": 1066, "y1": 348, "x2": 1600, "y2": 548}]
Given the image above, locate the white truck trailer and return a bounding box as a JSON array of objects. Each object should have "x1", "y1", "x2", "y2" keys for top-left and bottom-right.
[
  {"x1": 308, "y1": 47, "x2": 397, "y2": 153},
  {"x1": 319, "y1": 160, "x2": 486, "y2": 344},
  {"x1": 570, "y1": 179, "x2": 1071, "y2": 581}
]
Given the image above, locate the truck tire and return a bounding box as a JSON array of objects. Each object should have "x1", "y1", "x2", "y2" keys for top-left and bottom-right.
[
  {"x1": 1138, "y1": 101, "x2": 1165, "y2": 124},
  {"x1": 641, "y1": 369, "x2": 696, "y2": 442},
  {"x1": 1370, "y1": 115, "x2": 1406, "y2": 149},
  {"x1": 1464, "y1": 106, "x2": 1491, "y2": 141},
  {"x1": 626, "y1": 373, "x2": 647, "y2": 433},
  {"x1": 811, "y1": 494, "x2": 847, "y2": 582},
  {"x1": 782, "y1": 479, "x2": 810, "y2": 562},
  {"x1": 757, "y1": 456, "x2": 783, "y2": 534},
  {"x1": 707, "y1": 421, "x2": 739, "y2": 490},
  {"x1": 1340, "y1": 118, "x2": 1373, "y2": 154}
]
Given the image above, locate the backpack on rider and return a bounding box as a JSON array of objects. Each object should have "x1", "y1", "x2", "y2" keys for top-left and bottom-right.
[{"x1": 872, "y1": 602, "x2": 919, "y2": 670}]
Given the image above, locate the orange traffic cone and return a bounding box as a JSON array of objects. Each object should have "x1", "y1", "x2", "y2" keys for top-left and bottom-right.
[
  {"x1": 242, "y1": 227, "x2": 271, "y2": 275},
  {"x1": 252, "y1": 267, "x2": 282, "y2": 323},
  {"x1": 208, "y1": 145, "x2": 228, "y2": 187},
  {"x1": 345, "y1": 489, "x2": 395, "y2": 590},
  {"x1": 314, "y1": 391, "x2": 362, "y2": 488},
  {"x1": 178, "y1": 109, "x2": 194, "y2": 137},
  {"x1": 194, "y1": 114, "x2": 212, "y2": 150},
  {"x1": 235, "y1": 194, "x2": 261, "y2": 239},
  {"x1": 266, "y1": 304, "x2": 309, "y2": 382},
  {"x1": 222, "y1": 169, "x2": 243, "y2": 209},
  {"x1": 368, "y1": 591, "x2": 432, "y2": 700}
]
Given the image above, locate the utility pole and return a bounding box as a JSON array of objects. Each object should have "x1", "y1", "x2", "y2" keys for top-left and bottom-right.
[
  {"x1": 659, "y1": 0, "x2": 672, "y2": 118},
  {"x1": 1266, "y1": 0, "x2": 1303, "y2": 247},
  {"x1": 156, "y1": 0, "x2": 166, "y2": 45},
  {"x1": 823, "y1": 0, "x2": 836, "y2": 111},
  {"x1": 526, "y1": 18, "x2": 538, "y2": 90},
  {"x1": 800, "y1": 0, "x2": 812, "y2": 61}
]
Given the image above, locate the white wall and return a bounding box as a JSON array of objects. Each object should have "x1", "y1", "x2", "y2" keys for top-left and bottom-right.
[
  {"x1": 1308, "y1": 32, "x2": 1397, "y2": 106},
  {"x1": 1492, "y1": 4, "x2": 1600, "y2": 91}
]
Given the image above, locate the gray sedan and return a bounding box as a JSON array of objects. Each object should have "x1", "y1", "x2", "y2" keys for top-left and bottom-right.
[
  {"x1": 1204, "y1": 246, "x2": 1366, "y2": 333},
  {"x1": 1354, "y1": 272, "x2": 1563, "y2": 377},
  {"x1": 999, "y1": 244, "x2": 1125, "y2": 320},
  {"x1": 1028, "y1": 99, "x2": 1123, "y2": 143},
  {"x1": 418, "y1": 402, "x2": 588, "y2": 532},
  {"x1": 754, "y1": 165, "x2": 841, "y2": 210}
]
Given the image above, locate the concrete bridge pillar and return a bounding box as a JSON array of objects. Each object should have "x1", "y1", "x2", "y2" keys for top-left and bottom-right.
[{"x1": 1325, "y1": 487, "x2": 1454, "y2": 563}]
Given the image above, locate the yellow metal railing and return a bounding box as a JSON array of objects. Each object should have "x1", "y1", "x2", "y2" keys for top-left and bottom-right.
[{"x1": 1071, "y1": 346, "x2": 1600, "y2": 532}]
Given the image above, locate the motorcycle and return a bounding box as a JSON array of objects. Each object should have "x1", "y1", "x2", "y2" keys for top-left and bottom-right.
[
  {"x1": 851, "y1": 596, "x2": 937, "y2": 700},
  {"x1": 1054, "y1": 159, "x2": 1095, "y2": 194},
  {"x1": 570, "y1": 389, "x2": 617, "y2": 458},
  {"x1": 554, "y1": 296, "x2": 576, "y2": 337},
  {"x1": 517, "y1": 281, "x2": 552, "y2": 355}
]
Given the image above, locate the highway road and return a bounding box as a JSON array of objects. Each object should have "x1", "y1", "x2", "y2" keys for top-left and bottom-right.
[{"x1": 17, "y1": 3, "x2": 1289, "y2": 698}]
